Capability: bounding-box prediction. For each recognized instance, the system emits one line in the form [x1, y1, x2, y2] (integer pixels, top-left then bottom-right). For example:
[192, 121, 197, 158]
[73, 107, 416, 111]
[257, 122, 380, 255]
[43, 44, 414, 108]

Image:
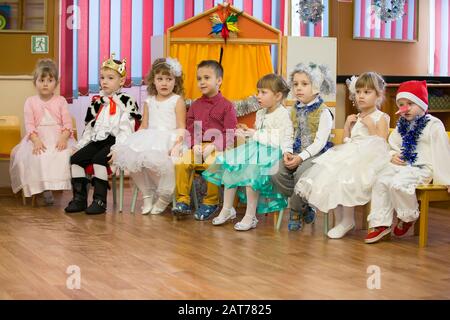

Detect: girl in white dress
[10, 59, 75, 203]
[112, 58, 186, 214]
[294, 72, 391, 239]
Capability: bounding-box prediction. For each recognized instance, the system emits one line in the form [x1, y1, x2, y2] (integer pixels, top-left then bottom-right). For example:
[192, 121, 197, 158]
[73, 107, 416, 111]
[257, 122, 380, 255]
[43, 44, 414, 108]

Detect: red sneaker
[365, 226, 392, 244]
[393, 220, 414, 237]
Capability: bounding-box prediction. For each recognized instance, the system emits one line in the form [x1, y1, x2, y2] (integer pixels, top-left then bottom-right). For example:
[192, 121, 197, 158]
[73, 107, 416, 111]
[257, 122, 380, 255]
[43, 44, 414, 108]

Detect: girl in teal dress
[202, 74, 293, 231]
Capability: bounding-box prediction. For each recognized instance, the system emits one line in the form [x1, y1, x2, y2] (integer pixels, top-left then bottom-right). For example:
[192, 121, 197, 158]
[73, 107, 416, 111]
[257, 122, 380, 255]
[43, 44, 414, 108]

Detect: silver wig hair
[289, 62, 336, 96]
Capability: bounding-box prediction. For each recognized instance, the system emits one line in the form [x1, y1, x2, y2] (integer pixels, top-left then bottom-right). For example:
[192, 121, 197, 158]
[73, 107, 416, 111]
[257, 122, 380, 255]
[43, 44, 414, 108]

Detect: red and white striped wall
[430, 0, 449, 76]
[59, 0, 331, 101]
[353, 0, 417, 41]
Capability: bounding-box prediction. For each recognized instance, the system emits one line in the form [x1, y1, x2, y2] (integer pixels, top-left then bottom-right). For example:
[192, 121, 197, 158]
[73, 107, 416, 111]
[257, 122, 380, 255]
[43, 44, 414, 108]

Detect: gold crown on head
[102, 53, 126, 77]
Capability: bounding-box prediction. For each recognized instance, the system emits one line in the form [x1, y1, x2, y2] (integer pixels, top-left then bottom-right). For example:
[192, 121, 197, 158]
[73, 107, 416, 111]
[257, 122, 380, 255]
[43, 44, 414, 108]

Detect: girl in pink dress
[10, 59, 75, 203]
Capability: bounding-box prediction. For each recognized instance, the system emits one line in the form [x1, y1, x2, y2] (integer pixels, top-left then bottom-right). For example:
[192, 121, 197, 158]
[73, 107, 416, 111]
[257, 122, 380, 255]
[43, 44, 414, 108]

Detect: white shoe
[150, 198, 170, 215]
[234, 216, 258, 231]
[212, 207, 236, 226]
[141, 196, 154, 215]
[327, 223, 355, 239]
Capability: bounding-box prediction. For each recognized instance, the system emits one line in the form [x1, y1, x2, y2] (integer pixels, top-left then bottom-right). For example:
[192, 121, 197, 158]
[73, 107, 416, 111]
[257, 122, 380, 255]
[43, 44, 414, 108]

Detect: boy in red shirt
[173, 60, 237, 220]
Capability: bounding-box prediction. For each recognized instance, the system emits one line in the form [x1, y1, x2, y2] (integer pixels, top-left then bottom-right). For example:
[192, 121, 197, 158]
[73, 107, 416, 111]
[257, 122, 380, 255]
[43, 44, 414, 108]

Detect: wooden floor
[0, 186, 450, 300]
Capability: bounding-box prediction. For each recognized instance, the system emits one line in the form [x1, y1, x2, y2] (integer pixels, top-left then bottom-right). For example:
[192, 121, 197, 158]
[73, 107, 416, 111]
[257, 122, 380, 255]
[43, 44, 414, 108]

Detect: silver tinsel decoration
[296, 0, 324, 25]
[233, 95, 261, 117]
[373, 0, 406, 22]
[185, 99, 193, 109]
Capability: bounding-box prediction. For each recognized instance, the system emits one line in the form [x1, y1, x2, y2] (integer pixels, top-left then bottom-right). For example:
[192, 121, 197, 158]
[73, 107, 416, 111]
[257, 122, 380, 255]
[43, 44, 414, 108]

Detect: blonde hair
[33, 59, 59, 84]
[145, 58, 184, 97]
[257, 74, 290, 99]
[355, 72, 386, 108]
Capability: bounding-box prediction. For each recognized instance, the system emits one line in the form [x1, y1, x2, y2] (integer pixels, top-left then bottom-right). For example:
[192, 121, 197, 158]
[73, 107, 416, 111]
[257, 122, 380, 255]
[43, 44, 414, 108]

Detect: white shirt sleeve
[430, 121, 450, 185]
[298, 109, 333, 160]
[388, 128, 402, 157]
[281, 109, 294, 154]
[253, 109, 263, 130]
[76, 120, 94, 150]
[113, 110, 135, 146]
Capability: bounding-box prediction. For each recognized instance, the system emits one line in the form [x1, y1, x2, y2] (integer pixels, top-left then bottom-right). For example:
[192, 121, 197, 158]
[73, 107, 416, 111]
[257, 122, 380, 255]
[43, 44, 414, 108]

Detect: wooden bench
[415, 184, 450, 247]
[0, 116, 21, 161]
[0, 116, 24, 203]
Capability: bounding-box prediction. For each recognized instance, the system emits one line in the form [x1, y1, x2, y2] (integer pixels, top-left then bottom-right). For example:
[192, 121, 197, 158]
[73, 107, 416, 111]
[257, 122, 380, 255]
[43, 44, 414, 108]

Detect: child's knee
[389, 179, 415, 195]
[70, 152, 82, 165]
[271, 171, 282, 185]
[92, 154, 109, 166]
[293, 167, 306, 181]
[175, 162, 192, 173]
[175, 150, 194, 168]
[374, 174, 394, 190]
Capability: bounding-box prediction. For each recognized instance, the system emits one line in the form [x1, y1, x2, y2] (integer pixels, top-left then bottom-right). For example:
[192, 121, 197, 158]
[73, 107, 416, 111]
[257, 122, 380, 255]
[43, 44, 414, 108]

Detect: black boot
[85, 177, 108, 215]
[65, 178, 89, 213]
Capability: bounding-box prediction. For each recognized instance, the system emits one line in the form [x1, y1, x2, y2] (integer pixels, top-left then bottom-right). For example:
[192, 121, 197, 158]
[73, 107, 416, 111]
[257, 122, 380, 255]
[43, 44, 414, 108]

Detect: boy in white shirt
[65, 54, 141, 215]
[366, 80, 450, 243]
[271, 63, 335, 231]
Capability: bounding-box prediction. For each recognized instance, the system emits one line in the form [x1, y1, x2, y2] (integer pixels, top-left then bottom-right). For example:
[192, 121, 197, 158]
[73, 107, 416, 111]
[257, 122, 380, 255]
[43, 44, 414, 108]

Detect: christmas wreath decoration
[373, 0, 406, 22]
[296, 0, 324, 25]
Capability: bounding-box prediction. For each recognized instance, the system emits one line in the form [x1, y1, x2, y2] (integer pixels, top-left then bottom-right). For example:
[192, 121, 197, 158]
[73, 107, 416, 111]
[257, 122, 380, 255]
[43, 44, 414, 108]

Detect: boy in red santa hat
[365, 80, 450, 244]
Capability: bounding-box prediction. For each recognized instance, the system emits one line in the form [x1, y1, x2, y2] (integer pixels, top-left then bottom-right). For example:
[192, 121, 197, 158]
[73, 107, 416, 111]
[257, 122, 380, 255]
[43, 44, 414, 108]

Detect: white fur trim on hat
[396, 91, 428, 111]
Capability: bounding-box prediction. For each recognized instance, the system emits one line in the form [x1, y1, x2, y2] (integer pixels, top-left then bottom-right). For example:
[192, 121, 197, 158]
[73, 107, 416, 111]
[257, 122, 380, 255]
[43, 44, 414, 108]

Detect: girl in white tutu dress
[10, 59, 75, 203]
[112, 58, 186, 214]
[294, 72, 391, 239]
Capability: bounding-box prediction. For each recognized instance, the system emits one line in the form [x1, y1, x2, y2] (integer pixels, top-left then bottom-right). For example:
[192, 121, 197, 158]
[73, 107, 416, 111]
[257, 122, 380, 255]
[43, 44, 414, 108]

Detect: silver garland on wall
[373, 0, 406, 23]
[233, 95, 261, 117]
[296, 0, 325, 25]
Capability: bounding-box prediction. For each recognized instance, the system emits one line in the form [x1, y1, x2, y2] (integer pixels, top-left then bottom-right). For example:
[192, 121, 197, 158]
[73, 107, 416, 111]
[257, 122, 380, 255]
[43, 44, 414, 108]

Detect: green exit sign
[31, 35, 49, 54]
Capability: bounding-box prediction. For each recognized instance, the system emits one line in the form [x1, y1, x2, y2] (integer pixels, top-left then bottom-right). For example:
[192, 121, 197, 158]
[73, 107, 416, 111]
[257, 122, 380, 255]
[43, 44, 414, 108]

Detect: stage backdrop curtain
[170, 43, 274, 101]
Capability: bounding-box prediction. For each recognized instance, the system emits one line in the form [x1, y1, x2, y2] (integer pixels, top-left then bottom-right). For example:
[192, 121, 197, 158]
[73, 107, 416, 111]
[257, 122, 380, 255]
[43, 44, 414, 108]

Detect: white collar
[297, 95, 321, 108]
[99, 89, 121, 98]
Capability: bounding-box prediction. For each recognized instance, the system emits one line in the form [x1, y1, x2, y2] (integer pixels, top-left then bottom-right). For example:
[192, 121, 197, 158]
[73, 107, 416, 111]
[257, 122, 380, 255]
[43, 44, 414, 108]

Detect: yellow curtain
[170, 43, 274, 100]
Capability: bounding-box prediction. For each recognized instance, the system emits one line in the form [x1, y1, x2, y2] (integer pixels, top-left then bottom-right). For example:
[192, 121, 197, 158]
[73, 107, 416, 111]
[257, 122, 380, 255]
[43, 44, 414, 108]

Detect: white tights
[219, 187, 259, 225]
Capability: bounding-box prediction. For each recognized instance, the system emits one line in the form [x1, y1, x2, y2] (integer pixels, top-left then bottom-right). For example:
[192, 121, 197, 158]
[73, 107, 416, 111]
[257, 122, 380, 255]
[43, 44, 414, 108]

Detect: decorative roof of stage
[167, 3, 281, 47]
[166, 3, 283, 126]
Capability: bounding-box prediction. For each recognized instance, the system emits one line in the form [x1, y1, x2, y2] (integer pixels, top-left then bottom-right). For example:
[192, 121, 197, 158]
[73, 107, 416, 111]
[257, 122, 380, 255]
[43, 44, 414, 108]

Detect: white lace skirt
[113, 128, 177, 175]
[10, 124, 75, 197]
[294, 136, 391, 212]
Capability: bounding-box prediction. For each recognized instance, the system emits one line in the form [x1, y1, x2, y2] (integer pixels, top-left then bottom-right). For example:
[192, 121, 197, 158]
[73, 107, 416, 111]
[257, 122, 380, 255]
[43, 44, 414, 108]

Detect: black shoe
[85, 177, 108, 215]
[65, 200, 88, 213]
[65, 177, 89, 213]
[85, 199, 107, 215]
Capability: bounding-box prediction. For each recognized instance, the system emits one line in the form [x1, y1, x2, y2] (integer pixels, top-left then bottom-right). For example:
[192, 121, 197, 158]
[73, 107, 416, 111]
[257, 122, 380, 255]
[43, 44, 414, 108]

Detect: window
[0, 0, 46, 32]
